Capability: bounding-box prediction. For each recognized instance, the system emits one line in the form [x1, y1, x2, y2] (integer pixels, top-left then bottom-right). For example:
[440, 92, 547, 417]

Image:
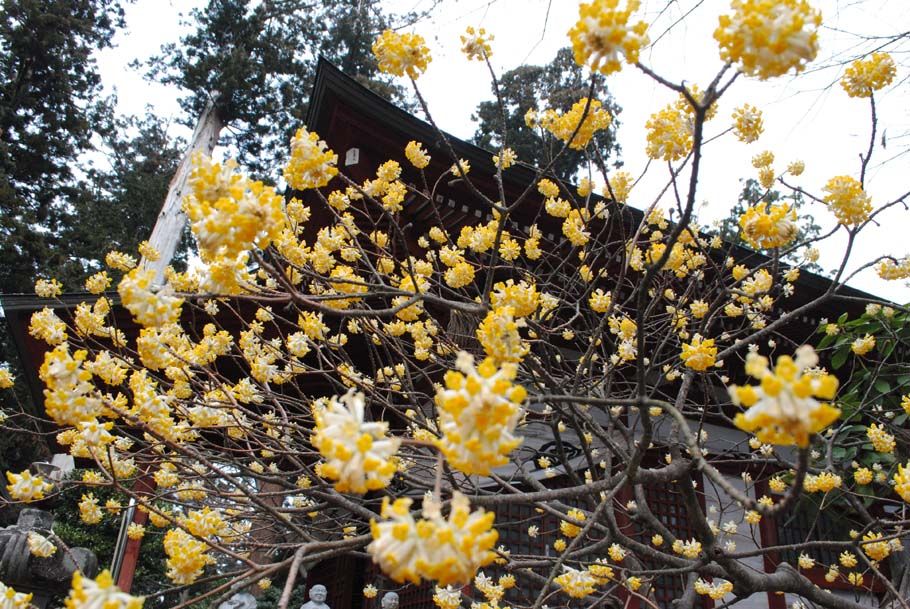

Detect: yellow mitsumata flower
[64, 570, 143, 609]
[79, 493, 103, 525]
[854, 467, 873, 485]
[284, 128, 338, 192]
[867, 423, 895, 453]
[555, 566, 597, 599]
[730, 346, 840, 447]
[476, 306, 528, 363]
[311, 390, 400, 494]
[105, 250, 137, 272]
[588, 560, 614, 585]
[861, 532, 891, 561]
[372, 29, 431, 79]
[645, 104, 691, 162]
[0, 366, 14, 389]
[405, 140, 431, 169]
[29, 307, 68, 346]
[694, 578, 733, 600]
[492, 147, 516, 170]
[179, 507, 228, 539]
[851, 334, 875, 356]
[126, 523, 146, 541]
[562, 209, 591, 246]
[589, 289, 612, 313]
[539, 98, 612, 150]
[559, 508, 587, 538]
[490, 280, 539, 318]
[432, 586, 461, 609]
[163, 528, 214, 585]
[27, 531, 57, 558]
[893, 461, 910, 502]
[6, 470, 53, 502]
[608, 543, 626, 562]
[680, 334, 717, 371]
[568, 0, 649, 75]
[434, 352, 526, 475]
[460, 26, 493, 61]
[823, 175, 872, 226]
[804, 471, 842, 493]
[732, 104, 764, 143]
[839, 551, 857, 568]
[367, 492, 498, 586]
[184, 154, 285, 262]
[714, 0, 822, 80]
[877, 257, 910, 281]
[137, 240, 159, 262]
[118, 268, 184, 328]
[841, 53, 896, 98]
[739, 202, 798, 249]
[0, 582, 32, 608]
[35, 278, 62, 298]
[607, 170, 633, 203]
[672, 538, 703, 558]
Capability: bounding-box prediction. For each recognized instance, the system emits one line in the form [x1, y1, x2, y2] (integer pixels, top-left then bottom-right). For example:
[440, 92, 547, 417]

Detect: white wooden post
[142, 97, 223, 284]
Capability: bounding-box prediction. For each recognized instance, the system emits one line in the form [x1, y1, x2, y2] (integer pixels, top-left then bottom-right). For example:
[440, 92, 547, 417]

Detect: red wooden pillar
[754, 480, 787, 609]
[614, 482, 638, 609]
[117, 476, 156, 592]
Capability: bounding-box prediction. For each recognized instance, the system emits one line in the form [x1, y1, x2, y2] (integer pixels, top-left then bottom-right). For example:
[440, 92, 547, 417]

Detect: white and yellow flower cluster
[163, 528, 215, 585]
[730, 346, 840, 447]
[715, 0, 821, 79]
[568, 0, 649, 75]
[312, 390, 401, 494]
[434, 352, 526, 475]
[368, 492, 498, 586]
[64, 570, 144, 609]
[5, 470, 53, 503]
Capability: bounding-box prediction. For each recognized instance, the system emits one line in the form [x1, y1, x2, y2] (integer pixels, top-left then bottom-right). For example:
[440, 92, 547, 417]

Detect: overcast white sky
[96, 0, 910, 303]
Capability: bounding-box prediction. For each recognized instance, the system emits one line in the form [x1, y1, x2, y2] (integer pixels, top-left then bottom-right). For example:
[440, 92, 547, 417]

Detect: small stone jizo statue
[380, 592, 399, 609]
[217, 592, 257, 609]
[300, 584, 330, 609]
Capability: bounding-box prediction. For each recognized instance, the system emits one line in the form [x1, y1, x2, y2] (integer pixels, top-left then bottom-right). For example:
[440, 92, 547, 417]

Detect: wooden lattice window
[635, 479, 710, 609]
[395, 582, 434, 609]
[488, 501, 559, 606]
[773, 497, 850, 566]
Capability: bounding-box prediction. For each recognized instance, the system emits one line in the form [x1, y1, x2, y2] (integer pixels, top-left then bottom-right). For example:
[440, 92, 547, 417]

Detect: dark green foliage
[0, 0, 140, 475]
[812, 307, 910, 521]
[63, 111, 187, 276]
[0, 0, 125, 294]
[472, 47, 621, 182]
[144, 0, 412, 180]
[51, 473, 169, 607]
[716, 178, 823, 272]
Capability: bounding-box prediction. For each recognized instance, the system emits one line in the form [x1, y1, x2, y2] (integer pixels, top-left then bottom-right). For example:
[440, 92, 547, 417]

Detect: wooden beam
[142, 97, 223, 284]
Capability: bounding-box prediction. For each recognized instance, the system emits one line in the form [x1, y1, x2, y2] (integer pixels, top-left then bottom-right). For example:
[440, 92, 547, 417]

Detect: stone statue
[217, 592, 257, 609]
[300, 584, 330, 609]
[0, 508, 97, 609]
[381, 592, 399, 609]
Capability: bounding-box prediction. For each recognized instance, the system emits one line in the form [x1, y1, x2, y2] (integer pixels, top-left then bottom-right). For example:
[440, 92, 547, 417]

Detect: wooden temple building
[1, 59, 887, 609]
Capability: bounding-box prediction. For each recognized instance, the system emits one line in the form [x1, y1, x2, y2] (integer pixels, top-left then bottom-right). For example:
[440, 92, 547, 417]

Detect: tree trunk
[142, 97, 223, 284]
